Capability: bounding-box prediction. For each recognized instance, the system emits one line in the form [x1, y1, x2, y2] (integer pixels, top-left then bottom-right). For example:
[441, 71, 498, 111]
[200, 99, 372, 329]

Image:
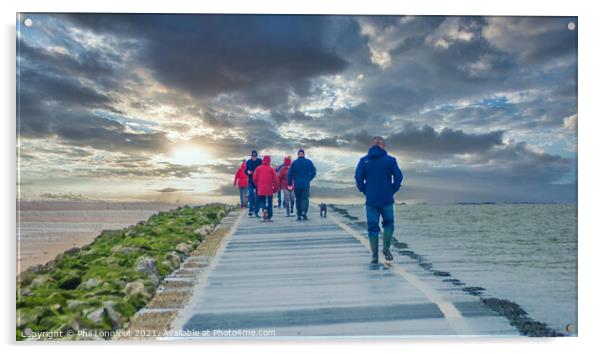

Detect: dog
[262, 209, 271, 222]
[319, 203, 327, 218]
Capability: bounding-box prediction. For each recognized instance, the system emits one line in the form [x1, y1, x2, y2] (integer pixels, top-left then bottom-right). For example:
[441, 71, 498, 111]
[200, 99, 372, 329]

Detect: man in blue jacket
[245, 150, 263, 218]
[288, 149, 317, 221]
[354, 136, 403, 264]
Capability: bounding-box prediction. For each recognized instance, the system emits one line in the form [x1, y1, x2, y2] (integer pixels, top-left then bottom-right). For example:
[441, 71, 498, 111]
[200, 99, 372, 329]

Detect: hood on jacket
[240, 162, 246, 168]
[262, 155, 271, 166]
[367, 145, 387, 159]
[284, 156, 291, 166]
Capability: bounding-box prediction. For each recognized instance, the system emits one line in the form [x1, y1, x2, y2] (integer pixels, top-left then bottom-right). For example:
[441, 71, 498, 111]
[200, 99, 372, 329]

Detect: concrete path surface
[169, 204, 519, 338]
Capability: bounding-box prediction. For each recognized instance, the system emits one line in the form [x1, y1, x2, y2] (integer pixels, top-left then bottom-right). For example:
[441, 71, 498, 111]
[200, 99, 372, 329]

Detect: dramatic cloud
[333, 125, 505, 156]
[16, 14, 577, 203]
[63, 14, 348, 108]
[482, 17, 577, 64]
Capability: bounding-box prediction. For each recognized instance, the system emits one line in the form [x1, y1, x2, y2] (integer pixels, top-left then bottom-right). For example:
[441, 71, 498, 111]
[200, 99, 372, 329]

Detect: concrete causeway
[169, 205, 519, 338]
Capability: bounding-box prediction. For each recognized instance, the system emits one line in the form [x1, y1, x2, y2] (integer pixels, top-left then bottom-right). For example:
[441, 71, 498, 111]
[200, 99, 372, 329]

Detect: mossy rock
[16, 204, 230, 340]
[58, 275, 82, 290]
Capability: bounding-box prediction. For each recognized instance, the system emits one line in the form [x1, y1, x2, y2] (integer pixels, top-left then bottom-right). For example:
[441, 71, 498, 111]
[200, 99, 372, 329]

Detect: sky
[16, 14, 577, 204]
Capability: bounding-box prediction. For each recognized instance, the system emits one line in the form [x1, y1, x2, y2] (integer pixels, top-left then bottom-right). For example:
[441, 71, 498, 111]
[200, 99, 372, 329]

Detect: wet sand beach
[17, 201, 176, 272]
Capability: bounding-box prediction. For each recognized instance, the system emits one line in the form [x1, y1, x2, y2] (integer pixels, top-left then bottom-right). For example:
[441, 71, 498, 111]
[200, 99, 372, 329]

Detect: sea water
[339, 203, 577, 336]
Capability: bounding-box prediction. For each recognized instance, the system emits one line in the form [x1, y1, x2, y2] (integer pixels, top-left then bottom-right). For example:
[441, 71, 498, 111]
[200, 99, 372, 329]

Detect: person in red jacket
[278, 156, 295, 217]
[252, 155, 279, 221]
[233, 159, 249, 208]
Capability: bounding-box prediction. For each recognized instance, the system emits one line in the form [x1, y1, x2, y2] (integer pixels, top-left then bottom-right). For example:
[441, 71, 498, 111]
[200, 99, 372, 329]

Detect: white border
[3, 1, 600, 353]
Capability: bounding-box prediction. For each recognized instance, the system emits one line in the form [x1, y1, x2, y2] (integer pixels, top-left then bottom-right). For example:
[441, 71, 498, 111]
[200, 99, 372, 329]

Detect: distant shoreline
[17, 200, 180, 211]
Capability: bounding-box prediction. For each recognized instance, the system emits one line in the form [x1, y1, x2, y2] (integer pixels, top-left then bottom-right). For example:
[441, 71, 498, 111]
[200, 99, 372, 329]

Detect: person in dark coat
[287, 149, 316, 221]
[354, 136, 403, 264]
[245, 150, 263, 217]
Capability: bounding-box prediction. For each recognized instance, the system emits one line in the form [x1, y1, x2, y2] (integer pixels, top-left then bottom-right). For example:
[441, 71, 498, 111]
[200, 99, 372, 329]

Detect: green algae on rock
[16, 204, 231, 341]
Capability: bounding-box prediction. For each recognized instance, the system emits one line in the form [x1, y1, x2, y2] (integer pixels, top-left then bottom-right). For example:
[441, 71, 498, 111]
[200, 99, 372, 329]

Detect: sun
[162, 145, 212, 166]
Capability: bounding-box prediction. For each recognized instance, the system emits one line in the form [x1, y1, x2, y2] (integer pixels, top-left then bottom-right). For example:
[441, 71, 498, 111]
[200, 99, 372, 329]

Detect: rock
[19, 287, 32, 297]
[463, 286, 486, 296]
[17, 310, 39, 326]
[81, 277, 101, 290]
[30, 275, 50, 288]
[161, 260, 175, 271]
[124, 280, 149, 299]
[103, 301, 123, 330]
[17, 271, 38, 287]
[66, 300, 86, 309]
[135, 256, 158, 276]
[67, 319, 81, 332]
[148, 273, 160, 286]
[135, 256, 160, 285]
[164, 251, 182, 268]
[111, 245, 139, 256]
[176, 243, 192, 255]
[418, 262, 433, 270]
[59, 275, 82, 290]
[86, 308, 105, 325]
[64, 247, 81, 255]
[24, 264, 44, 274]
[194, 225, 213, 237]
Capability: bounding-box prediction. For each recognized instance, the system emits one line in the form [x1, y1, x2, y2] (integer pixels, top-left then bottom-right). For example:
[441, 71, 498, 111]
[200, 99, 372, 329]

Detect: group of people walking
[233, 149, 316, 221]
[233, 136, 403, 264]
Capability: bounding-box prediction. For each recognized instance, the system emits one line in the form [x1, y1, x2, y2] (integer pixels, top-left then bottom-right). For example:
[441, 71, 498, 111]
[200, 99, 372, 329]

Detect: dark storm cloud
[463, 142, 571, 183]
[384, 125, 505, 155]
[18, 91, 169, 154]
[18, 44, 170, 154]
[354, 16, 576, 121]
[17, 37, 126, 92]
[63, 14, 348, 108]
[18, 68, 114, 112]
[482, 17, 577, 65]
[304, 124, 504, 157]
[18, 39, 112, 78]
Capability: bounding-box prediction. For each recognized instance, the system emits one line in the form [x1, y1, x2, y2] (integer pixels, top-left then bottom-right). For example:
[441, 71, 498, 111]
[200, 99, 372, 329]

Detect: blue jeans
[294, 187, 310, 217]
[366, 204, 394, 238]
[277, 190, 282, 207]
[238, 187, 248, 207]
[282, 189, 295, 216]
[257, 195, 273, 219]
[248, 184, 257, 214]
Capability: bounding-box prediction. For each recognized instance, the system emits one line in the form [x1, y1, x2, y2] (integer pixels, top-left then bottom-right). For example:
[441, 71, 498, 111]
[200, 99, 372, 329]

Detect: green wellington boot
[382, 228, 394, 261]
[369, 236, 379, 264]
